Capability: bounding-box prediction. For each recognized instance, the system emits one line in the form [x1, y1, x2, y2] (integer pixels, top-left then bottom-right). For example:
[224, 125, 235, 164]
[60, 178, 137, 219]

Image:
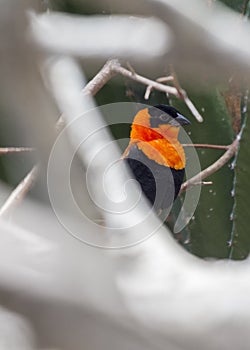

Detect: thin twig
[83, 59, 117, 96]
[55, 117, 65, 132]
[126, 61, 136, 75]
[156, 76, 174, 83]
[112, 60, 203, 122]
[181, 92, 204, 122]
[181, 138, 239, 192]
[112, 62, 178, 95]
[144, 85, 153, 100]
[0, 165, 39, 217]
[56, 59, 202, 126]
[193, 181, 213, 186]
[169, 65, 184, 98]
[0, 147, 35, 154]
[170, 64, 203, 122]
[183, 143, 230, 150]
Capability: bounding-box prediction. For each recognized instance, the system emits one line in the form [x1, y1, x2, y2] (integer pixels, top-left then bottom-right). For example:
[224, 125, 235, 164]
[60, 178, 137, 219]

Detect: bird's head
[126, 104, 190, 169]
[148, 104, 190, 127]
[131, 104, 190, 142]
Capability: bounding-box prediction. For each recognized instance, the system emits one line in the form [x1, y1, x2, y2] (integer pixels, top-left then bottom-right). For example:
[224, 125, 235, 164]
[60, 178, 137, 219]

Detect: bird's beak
[175, 113, 191, 126]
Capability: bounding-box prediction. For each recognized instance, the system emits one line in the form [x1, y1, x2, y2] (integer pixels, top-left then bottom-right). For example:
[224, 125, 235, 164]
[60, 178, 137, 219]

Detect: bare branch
[181, 91, 204, 122]
[193, 181, 213, 186]
[56, 59, 202, 126]
[83, 59, 117, 96]
[144, 85, 153, 100]
[126, 61, 136, 75]
[112, 61, 178, 95]
[0, 165, 39, 217]
[169, 65, 184, 98]
[0, 147, 35, 155]
[156, 76, 173, 83]
[181, 138, 239, 192]
[183, 143, 230, 150]
[170, 65, 203, 122]
[112, 61, 203, 122]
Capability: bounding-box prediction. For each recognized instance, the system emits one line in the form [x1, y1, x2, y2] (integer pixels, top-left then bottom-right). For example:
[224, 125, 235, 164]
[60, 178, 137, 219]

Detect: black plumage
[126, 145, 185, 211]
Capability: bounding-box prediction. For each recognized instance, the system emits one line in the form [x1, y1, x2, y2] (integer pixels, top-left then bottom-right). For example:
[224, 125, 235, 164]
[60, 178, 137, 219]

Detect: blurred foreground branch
[0, 166, 39, 217]
[0, 147, 34, 154]
[1, 1, 250, 349]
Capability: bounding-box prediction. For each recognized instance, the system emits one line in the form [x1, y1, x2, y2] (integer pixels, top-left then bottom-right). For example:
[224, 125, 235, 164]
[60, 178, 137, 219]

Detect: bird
[123, 104, 190, 213]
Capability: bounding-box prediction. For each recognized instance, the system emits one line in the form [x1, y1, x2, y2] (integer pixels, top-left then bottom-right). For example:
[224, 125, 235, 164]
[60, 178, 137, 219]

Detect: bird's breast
[137, 139, 186, 170]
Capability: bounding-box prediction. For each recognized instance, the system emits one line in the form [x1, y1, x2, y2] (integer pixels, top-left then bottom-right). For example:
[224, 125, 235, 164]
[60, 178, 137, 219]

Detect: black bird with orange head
[123, 104, 190, 211]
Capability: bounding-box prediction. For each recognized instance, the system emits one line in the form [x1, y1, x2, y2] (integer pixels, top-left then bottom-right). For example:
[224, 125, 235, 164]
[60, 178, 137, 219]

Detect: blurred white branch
[1, 1, 250, 350]
[0, 147, 34, 154]
[0, 166, 39, 218]
[29, 0, 250, 79]
[0, 306, 36, 350]
[46, 56, 155, 235]
[30, 12, 172, 60]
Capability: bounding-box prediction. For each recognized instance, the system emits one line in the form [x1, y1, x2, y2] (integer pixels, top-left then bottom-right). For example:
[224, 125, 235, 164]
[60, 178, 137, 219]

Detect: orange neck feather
[127, 109, 186, 170]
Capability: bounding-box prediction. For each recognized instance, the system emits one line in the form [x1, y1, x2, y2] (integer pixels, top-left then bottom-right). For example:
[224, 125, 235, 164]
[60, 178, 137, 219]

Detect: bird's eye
[159, 114, 169, 122]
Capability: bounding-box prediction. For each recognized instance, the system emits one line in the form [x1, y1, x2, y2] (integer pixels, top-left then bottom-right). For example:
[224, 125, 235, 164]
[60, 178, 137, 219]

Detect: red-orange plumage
[123, 108, 186, 170]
